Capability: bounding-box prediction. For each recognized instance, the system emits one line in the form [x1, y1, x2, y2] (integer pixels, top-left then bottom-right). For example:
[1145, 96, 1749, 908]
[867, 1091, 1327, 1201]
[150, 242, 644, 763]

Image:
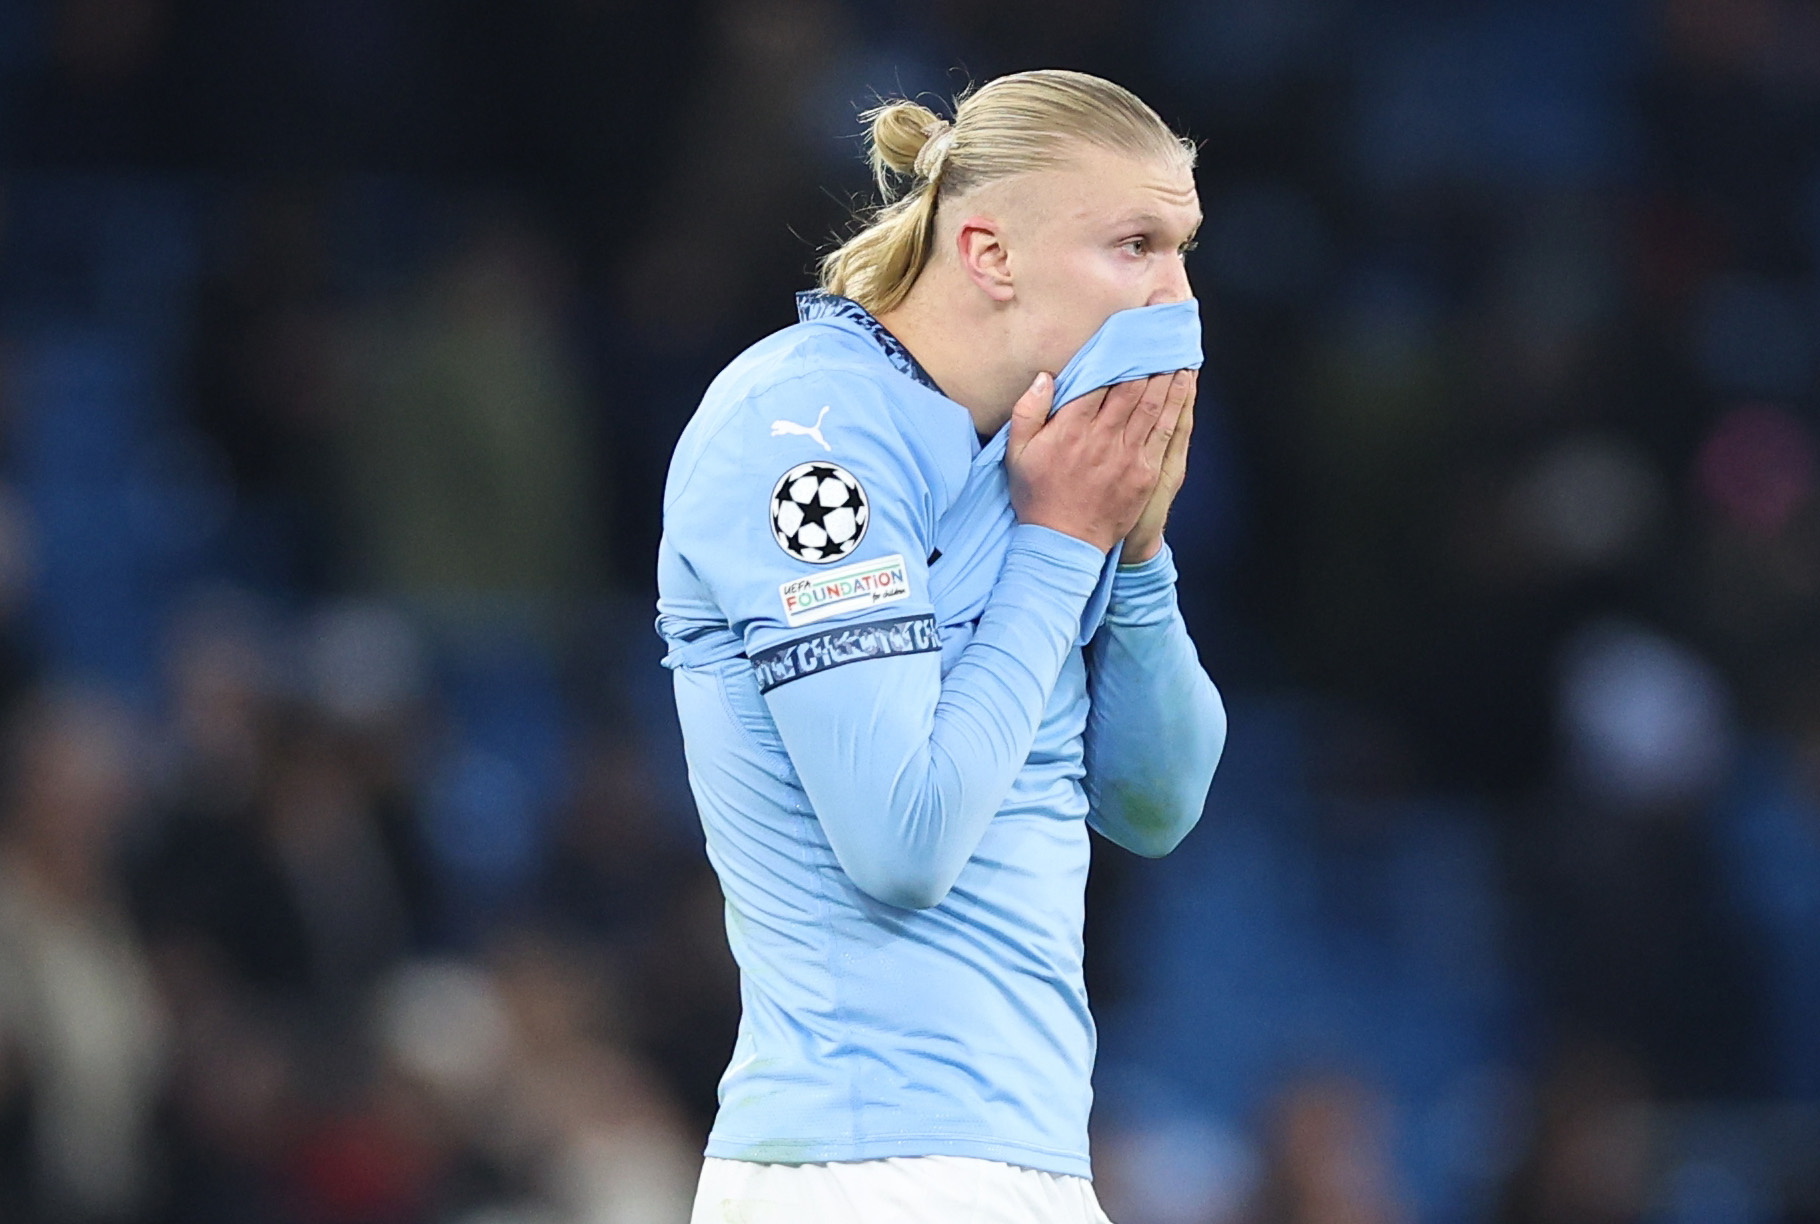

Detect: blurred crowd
[0, 0, 1818, 1221]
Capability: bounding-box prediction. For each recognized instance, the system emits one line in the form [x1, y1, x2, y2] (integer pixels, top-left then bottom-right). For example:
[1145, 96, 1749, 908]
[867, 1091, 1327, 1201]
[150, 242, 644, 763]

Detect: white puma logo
[771, 405, 831, 451]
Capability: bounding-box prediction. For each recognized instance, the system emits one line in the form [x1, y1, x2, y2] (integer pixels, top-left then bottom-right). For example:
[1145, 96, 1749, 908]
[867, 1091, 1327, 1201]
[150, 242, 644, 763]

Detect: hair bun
[911, 119, 955, 180]
[862, 100, 950, 188]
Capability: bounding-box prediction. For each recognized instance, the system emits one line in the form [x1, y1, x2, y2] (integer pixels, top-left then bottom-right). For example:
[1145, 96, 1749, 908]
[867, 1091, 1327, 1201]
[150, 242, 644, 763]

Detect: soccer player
[657, 69, 1226, 1223]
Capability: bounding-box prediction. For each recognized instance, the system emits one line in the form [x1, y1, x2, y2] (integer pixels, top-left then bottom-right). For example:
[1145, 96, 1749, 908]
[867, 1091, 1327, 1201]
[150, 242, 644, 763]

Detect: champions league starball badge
[770, 462, 870, 563]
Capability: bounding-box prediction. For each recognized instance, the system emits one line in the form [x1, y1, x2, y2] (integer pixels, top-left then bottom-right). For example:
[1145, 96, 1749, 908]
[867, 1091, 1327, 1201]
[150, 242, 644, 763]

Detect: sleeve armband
[751, 614, 940, 693]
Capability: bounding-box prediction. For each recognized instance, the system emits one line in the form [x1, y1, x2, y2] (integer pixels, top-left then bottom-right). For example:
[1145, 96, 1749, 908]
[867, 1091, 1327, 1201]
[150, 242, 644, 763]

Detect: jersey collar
[796, 291, 943, 394]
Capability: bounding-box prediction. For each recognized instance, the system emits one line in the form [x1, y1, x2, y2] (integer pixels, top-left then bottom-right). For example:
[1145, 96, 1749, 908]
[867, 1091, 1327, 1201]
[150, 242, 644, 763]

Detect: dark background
[0, 0, 1817, 1221]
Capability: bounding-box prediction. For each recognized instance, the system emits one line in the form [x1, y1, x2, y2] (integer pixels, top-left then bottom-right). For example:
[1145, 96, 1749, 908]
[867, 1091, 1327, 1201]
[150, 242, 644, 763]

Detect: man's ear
[953, 216, 1015, 303]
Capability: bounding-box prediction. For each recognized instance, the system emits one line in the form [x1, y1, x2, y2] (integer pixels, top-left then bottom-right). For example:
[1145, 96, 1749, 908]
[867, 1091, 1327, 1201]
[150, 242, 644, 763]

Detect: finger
[1007, 371, 1053, 458]
[1120, 372, 1177, 445]
[1091, 377, 1150, 431]
[1052, 382, 1112, 424]
[1141, 370, 1194, 460]
[1162, 383, 1195, 475]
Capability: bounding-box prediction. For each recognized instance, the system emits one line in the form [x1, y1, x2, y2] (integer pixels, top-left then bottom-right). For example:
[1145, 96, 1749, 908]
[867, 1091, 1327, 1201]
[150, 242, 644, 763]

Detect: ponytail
[818, 101, 950, 315]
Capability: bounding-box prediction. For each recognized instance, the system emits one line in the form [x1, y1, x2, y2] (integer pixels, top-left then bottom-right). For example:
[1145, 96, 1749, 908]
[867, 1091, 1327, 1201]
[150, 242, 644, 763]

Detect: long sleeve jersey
[655, 291, 1225, 1178]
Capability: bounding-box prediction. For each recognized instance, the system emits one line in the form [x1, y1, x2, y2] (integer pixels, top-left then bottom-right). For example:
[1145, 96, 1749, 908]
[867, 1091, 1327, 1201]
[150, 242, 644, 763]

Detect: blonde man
[658, 69, 1226, 1223]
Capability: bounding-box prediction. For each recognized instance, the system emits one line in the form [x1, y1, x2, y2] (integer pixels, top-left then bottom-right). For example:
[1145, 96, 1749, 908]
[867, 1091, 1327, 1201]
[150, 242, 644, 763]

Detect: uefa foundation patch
[778, 554, 910, 627]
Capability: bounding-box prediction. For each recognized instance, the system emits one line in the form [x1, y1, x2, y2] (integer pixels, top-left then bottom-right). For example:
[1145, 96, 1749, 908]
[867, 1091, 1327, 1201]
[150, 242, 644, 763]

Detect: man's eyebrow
[1109, 210, 1204, 232]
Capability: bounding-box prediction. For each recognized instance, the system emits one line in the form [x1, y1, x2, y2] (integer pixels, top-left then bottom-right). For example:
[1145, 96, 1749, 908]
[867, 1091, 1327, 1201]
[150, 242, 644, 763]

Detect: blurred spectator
[1244, 1072, 1409, 1224]
[1524, 622, 1762, 1097]
[538, 732, 736, 1127]
[132, 595, 429, 1015]
[1494, 1044, 1652, 1224]
[538, 735, 691, 957]
[0, 686, 165, 1223]
[185, 181, 346, 595]
[335, 207, 598, 614]
[483, 934, 697, 1223]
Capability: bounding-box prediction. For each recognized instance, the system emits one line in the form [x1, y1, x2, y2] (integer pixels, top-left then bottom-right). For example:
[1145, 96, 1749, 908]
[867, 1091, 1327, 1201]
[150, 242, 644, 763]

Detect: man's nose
[1146, 256, 1192, 306]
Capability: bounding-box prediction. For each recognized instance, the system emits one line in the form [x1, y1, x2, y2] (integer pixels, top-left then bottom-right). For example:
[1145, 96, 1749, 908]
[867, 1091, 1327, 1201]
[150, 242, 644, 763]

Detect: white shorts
[690, 1155, 1115, 1224]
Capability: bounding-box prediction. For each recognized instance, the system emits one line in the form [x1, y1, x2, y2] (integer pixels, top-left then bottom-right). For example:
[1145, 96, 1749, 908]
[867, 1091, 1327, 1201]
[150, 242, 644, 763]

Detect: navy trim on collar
[795, 291, 942, 394]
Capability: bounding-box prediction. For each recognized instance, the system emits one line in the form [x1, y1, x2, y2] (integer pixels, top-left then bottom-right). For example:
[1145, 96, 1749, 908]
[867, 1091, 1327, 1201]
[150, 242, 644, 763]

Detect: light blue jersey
[656, 292, 1225, 1178]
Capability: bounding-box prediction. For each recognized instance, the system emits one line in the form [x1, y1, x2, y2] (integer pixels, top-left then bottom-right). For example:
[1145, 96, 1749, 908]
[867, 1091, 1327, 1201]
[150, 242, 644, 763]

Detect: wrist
[1014, 513, 1116, 554]
[1120, 530, 1165, 566]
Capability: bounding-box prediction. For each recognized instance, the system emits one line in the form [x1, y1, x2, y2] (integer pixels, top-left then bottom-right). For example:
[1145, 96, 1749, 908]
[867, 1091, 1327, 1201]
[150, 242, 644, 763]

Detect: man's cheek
[1066, 252, 1141, 316]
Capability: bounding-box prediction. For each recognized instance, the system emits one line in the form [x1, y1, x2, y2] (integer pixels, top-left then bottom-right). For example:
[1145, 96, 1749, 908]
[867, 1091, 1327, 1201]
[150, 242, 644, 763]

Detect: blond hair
[819, 70, 1195, 316]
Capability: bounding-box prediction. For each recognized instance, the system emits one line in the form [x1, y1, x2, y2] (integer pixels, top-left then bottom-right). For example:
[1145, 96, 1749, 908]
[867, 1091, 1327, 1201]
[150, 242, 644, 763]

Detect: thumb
[1008, 371, 1053, 457]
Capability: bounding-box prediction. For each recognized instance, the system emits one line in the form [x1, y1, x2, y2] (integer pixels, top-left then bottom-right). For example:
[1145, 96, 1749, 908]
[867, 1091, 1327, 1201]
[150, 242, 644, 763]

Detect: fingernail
[1031, 372, 1050, 393]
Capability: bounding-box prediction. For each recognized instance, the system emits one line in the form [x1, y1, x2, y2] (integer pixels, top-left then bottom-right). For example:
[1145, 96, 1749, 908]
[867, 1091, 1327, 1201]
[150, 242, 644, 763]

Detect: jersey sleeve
[668, 368, 1108, 910]
[1083, 544, 1226, 856]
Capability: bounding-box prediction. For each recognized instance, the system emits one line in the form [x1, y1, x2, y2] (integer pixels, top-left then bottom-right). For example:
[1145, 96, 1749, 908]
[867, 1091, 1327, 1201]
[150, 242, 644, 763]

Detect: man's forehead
[1108, 200, 1201, 229]
[1055, 150, 1199, 227]
[968, 150, 1199, 231]
[1084, 189, 1201, 235]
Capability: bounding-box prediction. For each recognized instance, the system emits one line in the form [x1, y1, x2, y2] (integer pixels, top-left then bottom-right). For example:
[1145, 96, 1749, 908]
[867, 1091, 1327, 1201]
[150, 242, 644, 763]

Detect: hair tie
[913, 119, 956, 181]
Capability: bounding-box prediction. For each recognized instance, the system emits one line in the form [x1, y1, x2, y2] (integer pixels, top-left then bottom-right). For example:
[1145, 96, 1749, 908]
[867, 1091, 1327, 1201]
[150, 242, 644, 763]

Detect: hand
[1005, 369, 1191, 553]
[1122, 369, 1197, 564]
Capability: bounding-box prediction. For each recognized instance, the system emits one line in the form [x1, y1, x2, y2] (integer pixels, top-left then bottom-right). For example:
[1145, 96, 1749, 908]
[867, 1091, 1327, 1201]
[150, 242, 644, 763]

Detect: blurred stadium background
[0, 0, 1817, 1220]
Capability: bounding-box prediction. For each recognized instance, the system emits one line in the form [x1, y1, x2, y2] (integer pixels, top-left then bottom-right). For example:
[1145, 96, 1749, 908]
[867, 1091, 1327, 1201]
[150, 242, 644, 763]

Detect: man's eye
[1123, 238, 1147, 256]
